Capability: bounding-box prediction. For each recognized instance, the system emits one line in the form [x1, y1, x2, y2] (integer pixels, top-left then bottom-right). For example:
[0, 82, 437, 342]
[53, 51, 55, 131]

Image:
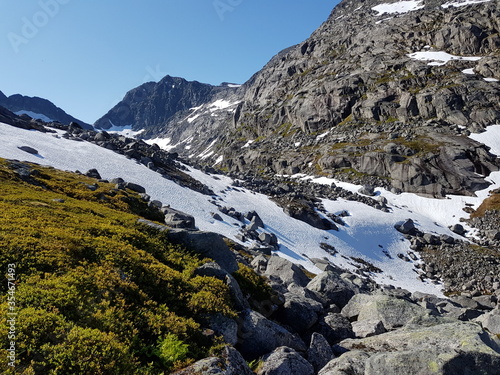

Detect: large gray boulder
[278, 292, 323, 333]
[265, 255, 311, 288]
[477, 308, 500, 335]
[172, 346, 253, 375]
[339, 321, 500, 375]
[237, 309, 306, 358]
[163, 207, 196, 229]
[258, 347, 314, 375]
[208, 314, 239, 346]
[167, 230, 238, 273]
[315, 313, 355, 345]
[342, 293, 429, 329]
[308, 333, 335, 372]
[318, 350, 371, 375]
[307, 271, 357, 308]
[351, 320, 386, 338]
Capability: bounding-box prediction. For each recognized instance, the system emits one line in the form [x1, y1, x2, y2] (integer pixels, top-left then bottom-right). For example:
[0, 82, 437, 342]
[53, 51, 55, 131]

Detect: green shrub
[156, 334, 190, 370]
[0, 159, 237, 373]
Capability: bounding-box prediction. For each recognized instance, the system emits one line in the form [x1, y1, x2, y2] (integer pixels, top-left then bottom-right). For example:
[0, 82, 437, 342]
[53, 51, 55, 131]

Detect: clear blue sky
[1, 1, 339, 124]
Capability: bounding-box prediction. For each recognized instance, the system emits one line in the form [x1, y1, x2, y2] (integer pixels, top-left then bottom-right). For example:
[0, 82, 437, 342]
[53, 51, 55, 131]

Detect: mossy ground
[0, 159, 237, 374]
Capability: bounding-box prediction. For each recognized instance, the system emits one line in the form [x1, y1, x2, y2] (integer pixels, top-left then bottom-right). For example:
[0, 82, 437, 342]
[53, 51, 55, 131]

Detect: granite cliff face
[96, 0, 500, 196]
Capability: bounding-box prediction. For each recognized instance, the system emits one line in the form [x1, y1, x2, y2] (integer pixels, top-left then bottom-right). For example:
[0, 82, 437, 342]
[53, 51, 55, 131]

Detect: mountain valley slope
[98, 0, 500, 197]
[1, 0, 500, 373]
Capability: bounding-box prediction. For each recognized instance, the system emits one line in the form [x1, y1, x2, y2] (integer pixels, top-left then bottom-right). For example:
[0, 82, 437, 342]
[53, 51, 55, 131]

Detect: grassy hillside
[0, 159, 237, 374]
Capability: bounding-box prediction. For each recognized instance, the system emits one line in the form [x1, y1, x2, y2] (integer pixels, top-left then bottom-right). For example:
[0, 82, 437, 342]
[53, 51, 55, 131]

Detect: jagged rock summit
[97, 0, 500, 197]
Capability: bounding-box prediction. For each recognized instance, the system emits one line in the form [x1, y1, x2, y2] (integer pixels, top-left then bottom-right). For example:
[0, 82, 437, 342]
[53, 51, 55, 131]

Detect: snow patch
[214, 155, 224, 165]
[372, 0, 424, 15]
[462, 68, 475, 75]
[316, 131, 330, 141]
[209, 99, 239, 112]
[105, 125, 144, 138]
[442, 0, 492, 8]
[407, 51, 482, 66]
[484, 77, 499, 82]
[242, 140, 255, 149]
[145, 137, 176, 151]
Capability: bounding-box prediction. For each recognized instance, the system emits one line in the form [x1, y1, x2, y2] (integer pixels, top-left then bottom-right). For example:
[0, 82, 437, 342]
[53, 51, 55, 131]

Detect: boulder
[351, 320, 386, 338]
[265, 255, 311, 288]
[172, 346, 253, 375]
[307, 333, 334, 372]
[124, 181, 146, 194]
[237, 309, 306, 359]
[167, 230, 238, 273]
[258, 347, 314, 375]
[342, 293, 429, 329]
[318, 350, 371, 375]
[477, 308, 500, 335]
[394, 219, 417, 235]
[315, 313, 355, 345]
[450, 223, 467, 236]
[340, 321, 500, 375]
[278, 292, 323, 333]
[163, 207, 196, 229]
[246, 211, 264, 228]
[306, 271, 357, 308]
[358, 185, 376, 196]
[17, 146, 39, 154]
[251, 254, 268, 273]
[208, 314, 239, 346]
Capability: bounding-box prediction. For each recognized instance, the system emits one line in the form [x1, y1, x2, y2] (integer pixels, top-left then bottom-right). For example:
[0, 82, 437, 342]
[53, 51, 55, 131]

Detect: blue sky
[1, 1, 339, 124]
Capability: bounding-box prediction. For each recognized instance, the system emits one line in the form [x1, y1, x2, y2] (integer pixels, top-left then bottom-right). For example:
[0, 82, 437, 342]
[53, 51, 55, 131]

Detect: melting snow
[105, 124, 144, 138]
[145, 137, 177, 151]
[214, 155, 224, 165]
[316, 131, 330, 141]
[242, 140, 255, 148]
[1, 122, 499, 296]
[442, 0, 492, 8]
[372, 0, 424, 15]
[209, 99, 239, 112]
[407, 51, 482, 66]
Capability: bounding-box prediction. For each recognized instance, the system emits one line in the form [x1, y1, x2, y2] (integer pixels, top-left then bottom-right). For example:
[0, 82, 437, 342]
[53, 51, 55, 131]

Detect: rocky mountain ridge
[96, 0, 500, 197]
[0, 90, 92, 129]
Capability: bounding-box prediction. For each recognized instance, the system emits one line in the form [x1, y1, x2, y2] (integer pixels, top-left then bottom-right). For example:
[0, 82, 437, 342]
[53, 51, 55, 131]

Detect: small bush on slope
[0, 159, 236, 374]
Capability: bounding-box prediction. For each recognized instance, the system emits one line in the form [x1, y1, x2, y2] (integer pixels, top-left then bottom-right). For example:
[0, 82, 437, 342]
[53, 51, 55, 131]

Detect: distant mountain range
[0, 90, 92, 129]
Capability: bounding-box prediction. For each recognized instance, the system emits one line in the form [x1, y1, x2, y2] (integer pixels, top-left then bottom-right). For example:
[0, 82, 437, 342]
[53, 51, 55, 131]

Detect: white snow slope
[1, 123, 500, 295]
